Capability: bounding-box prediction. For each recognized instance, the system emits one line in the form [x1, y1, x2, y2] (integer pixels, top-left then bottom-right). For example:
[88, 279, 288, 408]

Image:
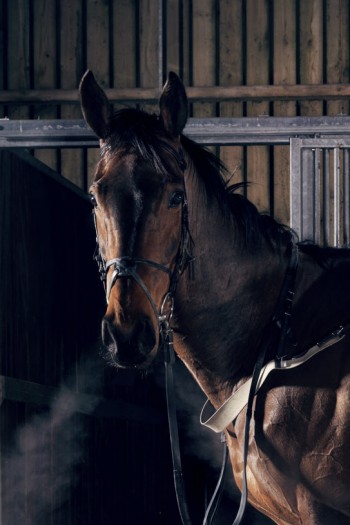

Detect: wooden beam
[1, 83, 350, 105]
[0, 375, 165, 424]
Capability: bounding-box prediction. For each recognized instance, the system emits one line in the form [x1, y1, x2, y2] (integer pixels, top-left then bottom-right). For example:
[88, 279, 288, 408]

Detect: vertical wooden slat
[113, 0, 137, 93]
[192, 0, 216, 119]
[33, 0, 58, 171]
[6, 0, 31, 119]
[299, 0, 324, 116]
[246, 0, 271, 213]
[86, 0, 110, 187]
[60, 0, 85, 189]
[0, 0, 5, 118]
[273, 0, 297, 225]
[326, 0, 349, 116]
[219, 0, 244, 187]
[139, 0, 160, 115]
[167, 0, 181, 75]
[181, 0, 191, 86]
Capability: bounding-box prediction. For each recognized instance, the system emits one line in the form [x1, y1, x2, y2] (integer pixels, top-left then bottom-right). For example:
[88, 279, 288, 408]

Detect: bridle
[92, 141, 192, 334]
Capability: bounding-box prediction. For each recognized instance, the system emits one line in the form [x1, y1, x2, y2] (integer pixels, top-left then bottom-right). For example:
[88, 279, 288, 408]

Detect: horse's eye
[90, 194, 97, 207]
[169, 191, 184, 208]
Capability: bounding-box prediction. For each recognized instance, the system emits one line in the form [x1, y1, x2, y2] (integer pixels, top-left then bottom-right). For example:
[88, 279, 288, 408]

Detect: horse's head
[79, 70, 190, 369]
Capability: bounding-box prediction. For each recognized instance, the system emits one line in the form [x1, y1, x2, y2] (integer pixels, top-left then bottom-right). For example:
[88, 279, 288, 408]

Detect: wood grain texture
[273, 0, 297, 224]
[86, 0, 110, 187]
[246, 0, 271, 213]
[33, 0, 58, 171]
[0, 0, 348, 219]
[219, 0, 244, 189]
[299, 0, 324, 116]
[192, 0, 216, 119]
[60, 0, 85, 189]
[6, 0, 31, 119]
[326, 0, 349, 116]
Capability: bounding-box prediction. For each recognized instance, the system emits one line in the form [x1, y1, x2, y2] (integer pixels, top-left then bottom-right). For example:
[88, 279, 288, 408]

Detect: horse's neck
[174, 190, 288, 406]
[291, 249, 350, 348]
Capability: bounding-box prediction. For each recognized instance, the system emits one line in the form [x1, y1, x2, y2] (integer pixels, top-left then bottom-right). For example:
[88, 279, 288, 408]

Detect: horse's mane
[180, 134, 291, 250]
[104, 108, 291, 251]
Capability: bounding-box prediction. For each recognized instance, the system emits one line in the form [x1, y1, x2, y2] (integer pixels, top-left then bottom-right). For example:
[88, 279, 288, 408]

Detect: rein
[231, 239, 299, 525]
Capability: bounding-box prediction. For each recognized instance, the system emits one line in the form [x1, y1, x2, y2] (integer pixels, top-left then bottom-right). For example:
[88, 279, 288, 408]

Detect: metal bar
[344, 149, 350, 246]
[290, 138, 302, 238]
[2, 116, 350, 148]
[301, 148, 316, 242]
[314, 147, 321, 245]
[323, 149, 331, 246]
[295, 138, 350, 149]
[334, 147, 341, 247]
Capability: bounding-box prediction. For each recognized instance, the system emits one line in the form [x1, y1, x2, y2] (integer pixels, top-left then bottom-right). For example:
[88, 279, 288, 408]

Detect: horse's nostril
[136, 317, 156, 355]
[101, 317, 117, 353]
[101, 316, 156, 363]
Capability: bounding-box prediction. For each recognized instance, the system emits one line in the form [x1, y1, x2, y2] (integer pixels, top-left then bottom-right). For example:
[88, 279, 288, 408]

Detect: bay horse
[79, 70, 350, 525]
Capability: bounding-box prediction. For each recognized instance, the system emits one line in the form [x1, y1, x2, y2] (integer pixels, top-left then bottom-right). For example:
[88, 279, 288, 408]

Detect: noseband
[93, 141, 192, 337]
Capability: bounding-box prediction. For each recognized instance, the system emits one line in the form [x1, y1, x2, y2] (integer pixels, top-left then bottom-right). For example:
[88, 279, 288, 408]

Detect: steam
[1, 359, 102, 525]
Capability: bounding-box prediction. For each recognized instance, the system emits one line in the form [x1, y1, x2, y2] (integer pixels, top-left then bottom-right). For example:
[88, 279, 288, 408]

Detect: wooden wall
[0, 0, 349, 225]
[0, 149, 185, 525]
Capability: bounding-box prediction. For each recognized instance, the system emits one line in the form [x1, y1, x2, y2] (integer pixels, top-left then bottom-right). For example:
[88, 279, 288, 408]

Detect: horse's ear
[159, 72, 188, 138]
[79, 70, 111, 139]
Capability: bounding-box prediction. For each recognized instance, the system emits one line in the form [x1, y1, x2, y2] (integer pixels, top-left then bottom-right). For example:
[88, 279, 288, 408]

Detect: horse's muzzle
[101, 316, 157, 368]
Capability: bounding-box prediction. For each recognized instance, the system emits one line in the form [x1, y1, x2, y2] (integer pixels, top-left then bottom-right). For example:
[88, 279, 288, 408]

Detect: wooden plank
[219, 0, 244, 189]
[33, 0, 58, 171]
[6, 0, 31, 119]
[139, 0, 159, 113]
[246, 0, 271, 213]
[86, 0, 110, 187]
[167, 0, 181, 75]
[273, 0, 297, 225]
[0, 376, 165, 424]
[0, 0, 4, 117]
[192, 0, 216, 119]
[2, 83, 350, 104]
[181, 0, 191, 85]
[326, 0, 349, 116]
[60, 0, 85, 189]
[299, 0, 324, 116]
[113, 0, 137, 92]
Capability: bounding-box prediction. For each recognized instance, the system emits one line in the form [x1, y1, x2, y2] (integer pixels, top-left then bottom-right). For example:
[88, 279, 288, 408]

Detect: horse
[79, 70, 350, 525]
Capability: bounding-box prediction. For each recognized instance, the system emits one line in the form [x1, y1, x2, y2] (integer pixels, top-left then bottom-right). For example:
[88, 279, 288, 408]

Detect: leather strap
[200, 325, 346, 433]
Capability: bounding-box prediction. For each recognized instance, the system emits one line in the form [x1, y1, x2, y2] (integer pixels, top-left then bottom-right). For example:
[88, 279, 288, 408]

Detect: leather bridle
[92, 141, 191, 321]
